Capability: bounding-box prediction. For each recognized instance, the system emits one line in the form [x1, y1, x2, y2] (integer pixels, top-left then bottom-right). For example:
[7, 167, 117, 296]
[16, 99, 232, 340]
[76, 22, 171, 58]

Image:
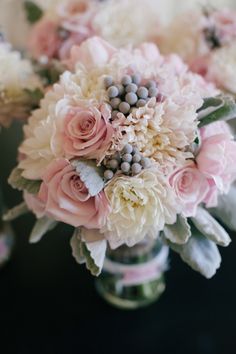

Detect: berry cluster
[103, 144, 151, 181]
[104, 74, 158, 120]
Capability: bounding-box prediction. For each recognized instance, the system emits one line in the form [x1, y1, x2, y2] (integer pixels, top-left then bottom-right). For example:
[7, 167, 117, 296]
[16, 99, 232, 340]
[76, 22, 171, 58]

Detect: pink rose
[62, 103, 114, 160]
[28, 19, 61, 60]
[67, 36, 116, 70]
[170, 162, 210, 217]
[197, 123, 236, 194]
[25, 159, 110, 229]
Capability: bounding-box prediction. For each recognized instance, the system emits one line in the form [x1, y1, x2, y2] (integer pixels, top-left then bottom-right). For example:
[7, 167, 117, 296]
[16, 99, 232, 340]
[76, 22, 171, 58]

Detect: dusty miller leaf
[29, 216, 58, 243]
[8, 168, 41, 194]
[191, 207, 231, 247]
[3, 202, 29, 221]
[210, 184, 236, 231]
[198, 95, 236, 127]
[165, 224, 221, 279]
[72, 160, 104, 196]
[163, 214, 191, 245]
[70, 228, 106, 276]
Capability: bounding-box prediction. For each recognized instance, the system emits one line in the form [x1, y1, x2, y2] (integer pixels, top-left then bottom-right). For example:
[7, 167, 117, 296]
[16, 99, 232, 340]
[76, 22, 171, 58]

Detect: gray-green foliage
[198, 95, 236, 127]
[8, 168, 41, 194]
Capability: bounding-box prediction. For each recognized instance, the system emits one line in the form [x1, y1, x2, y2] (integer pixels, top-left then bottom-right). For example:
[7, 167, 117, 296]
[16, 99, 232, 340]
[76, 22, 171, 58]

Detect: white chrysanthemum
[207, 43, 236, 94]
[93, 0, 160, 47]
[103, 170, 180, 248]
[0, 42, 42, 127]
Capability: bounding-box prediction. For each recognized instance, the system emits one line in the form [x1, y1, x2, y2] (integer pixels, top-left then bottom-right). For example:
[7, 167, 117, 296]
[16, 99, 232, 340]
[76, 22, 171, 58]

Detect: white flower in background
[207, 43, 236, 94]
[93, 0, 160, 47]
[103, 170, 179, 248]
[0, 42, 42, 127]
[157, 10, 209, 63]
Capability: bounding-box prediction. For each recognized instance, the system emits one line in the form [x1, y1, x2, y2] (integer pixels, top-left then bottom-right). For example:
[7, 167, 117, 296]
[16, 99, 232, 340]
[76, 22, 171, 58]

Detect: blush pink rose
[67, 36, 116, 70]
[28, 19, 62, 60]
[170, 162, 210, 217]
[197, 123, 236, 194]
[25, 159, 110, 229]
[62, 103, 114, 160]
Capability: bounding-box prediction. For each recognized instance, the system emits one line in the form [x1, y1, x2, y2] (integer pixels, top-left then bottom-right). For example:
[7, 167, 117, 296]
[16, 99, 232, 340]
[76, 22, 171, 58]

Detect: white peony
[103, 170, 180, 248]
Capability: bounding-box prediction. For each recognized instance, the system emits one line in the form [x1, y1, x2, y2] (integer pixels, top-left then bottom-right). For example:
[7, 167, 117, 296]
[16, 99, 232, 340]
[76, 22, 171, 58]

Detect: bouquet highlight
[5, 37, 236, 280]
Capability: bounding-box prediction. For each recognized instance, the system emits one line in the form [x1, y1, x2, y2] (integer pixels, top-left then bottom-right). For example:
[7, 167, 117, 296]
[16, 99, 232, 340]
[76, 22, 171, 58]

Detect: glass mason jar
[96, 238, 168, 310]
[0, 187, 14, 268]
[0, 221, 14, 268]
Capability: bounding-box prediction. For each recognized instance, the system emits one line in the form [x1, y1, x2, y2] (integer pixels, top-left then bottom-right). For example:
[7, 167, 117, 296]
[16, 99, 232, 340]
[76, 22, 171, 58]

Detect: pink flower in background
[67, 36, 116, 69]
[197, 122, 236, 194]
[211, 9, 236, 44]
[61, 103, 114, 160]
[27, 159, 110, 229]
[58, 32, 91, 60]
[28, 19, 62, 60]
[170, 162, 210, 217]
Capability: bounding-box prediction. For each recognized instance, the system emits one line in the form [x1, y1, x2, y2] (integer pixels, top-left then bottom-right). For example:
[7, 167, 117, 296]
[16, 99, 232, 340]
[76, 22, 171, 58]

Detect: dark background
[0, 123, 236, 354]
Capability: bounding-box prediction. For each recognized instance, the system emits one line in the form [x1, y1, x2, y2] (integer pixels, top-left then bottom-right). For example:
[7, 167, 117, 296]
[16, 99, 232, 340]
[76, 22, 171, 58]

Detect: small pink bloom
[58, 32, 91, 60]
[197, 123, 236, 194]
[170, 162, 209, 217]
[28, 19, 61, 60]
[67, 36, 116, 70]
[62, 103, 114, 160]
[212, 9, 236, 43]
[25, 159, 110, 229]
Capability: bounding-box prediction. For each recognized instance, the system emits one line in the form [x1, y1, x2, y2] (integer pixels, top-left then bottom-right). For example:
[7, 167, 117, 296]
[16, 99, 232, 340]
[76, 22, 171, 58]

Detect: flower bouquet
[5, 37, 236, 308]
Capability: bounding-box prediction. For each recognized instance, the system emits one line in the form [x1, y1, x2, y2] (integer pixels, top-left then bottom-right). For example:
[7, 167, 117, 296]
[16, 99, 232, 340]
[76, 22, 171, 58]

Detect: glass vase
[96, 238, 168, 310]
[0, 186, 14, 268]
[0, 221, 14, 268]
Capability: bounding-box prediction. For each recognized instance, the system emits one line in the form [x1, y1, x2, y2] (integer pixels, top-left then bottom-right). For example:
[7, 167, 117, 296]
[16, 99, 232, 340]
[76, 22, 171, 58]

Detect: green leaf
[197, 96, 224, 113]
[70, 228, 107, 276]
[191, 207, 231, 247]
[164, 214, 191, 245]
[210, 184, 236, 231]
[8, 168, 41, 194]
[198, 95, 236, 128]
[24, 88, 44, 108]
[72, 160, 104, 197]
[3, 202, 29, 221]
[29, 216, 58, 243]
[165, 224, 221, 278]
[24, 1, 43, 24]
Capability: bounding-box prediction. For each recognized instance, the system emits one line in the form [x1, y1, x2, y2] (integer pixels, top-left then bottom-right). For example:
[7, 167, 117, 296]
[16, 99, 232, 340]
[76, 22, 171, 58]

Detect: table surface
[1, 123, 236, 354]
